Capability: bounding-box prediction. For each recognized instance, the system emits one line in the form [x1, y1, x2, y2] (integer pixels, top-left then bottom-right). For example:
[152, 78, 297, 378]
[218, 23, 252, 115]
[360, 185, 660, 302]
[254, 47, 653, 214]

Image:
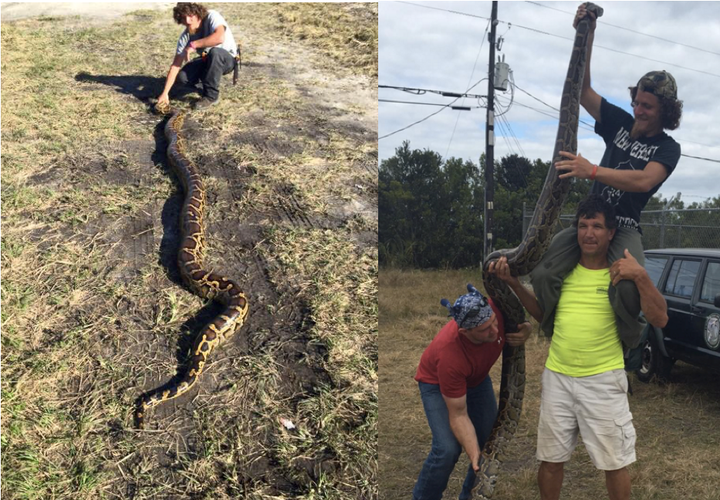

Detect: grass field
[1, 4, 377, 499]
[379, 267, 720, 500]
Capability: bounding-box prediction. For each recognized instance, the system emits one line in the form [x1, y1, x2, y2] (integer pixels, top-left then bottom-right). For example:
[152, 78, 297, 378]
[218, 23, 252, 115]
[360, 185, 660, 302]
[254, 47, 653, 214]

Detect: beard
[631, 116, 662, 140]
[630, 120, 644, 140]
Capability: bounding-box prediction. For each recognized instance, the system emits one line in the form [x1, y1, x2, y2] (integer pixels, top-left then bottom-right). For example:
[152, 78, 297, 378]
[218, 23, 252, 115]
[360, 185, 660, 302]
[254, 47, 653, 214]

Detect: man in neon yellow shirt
[489, 195, 668, 500]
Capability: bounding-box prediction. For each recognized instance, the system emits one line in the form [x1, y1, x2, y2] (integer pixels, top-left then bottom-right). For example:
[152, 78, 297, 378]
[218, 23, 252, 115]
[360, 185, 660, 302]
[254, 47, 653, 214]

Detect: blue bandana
[441, 284, 494, 329]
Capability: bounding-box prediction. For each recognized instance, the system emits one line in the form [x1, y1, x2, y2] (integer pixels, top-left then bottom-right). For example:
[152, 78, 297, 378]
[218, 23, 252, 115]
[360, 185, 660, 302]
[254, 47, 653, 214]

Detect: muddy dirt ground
[2, 4, 377, 499]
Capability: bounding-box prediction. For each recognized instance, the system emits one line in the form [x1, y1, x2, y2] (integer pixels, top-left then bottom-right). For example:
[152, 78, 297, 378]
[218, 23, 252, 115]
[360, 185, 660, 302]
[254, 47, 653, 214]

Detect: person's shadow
[75, 71, 198, 107]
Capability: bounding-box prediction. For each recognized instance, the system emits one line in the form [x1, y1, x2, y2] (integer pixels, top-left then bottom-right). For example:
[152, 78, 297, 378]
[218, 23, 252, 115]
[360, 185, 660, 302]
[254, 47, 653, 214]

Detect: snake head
[154, 101, 172, 116]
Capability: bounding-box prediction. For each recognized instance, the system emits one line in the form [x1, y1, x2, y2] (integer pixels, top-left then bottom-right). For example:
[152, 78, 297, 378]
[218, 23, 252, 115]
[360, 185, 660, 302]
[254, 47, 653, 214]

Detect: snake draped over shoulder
[135, 108, 250, 429]
[474, 4, 603, 498]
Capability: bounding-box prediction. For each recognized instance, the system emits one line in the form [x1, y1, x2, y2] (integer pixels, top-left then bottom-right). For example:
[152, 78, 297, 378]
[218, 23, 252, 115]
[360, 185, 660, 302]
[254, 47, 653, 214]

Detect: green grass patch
[379, 267, 720, 500]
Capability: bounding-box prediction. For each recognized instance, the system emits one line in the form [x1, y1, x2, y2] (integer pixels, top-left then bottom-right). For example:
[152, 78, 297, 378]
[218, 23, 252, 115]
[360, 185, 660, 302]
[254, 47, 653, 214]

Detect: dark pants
[174, 47, 235, 100]
[412, 377, 497, 500]
[530, 226, 647, 348]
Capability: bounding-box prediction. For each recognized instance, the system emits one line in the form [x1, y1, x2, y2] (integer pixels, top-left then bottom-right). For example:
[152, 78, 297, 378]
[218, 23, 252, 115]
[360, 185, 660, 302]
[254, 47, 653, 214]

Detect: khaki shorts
[537, 368, 636, 471]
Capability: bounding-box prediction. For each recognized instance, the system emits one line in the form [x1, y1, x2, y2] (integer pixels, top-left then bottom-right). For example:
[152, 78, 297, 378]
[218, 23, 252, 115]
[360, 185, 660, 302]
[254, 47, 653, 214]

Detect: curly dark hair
[629, 86, 683, 131]
[172, 2, 208, 24]
[573, 194, 617, 231]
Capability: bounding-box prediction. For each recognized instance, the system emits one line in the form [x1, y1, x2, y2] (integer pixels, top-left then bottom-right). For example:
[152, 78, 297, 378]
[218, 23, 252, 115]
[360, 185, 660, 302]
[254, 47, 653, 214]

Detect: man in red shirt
[413, 284, 532, 500]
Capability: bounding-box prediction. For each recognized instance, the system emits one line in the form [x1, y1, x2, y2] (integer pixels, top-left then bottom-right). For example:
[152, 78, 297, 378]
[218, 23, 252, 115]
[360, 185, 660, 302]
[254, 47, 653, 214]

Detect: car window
[700, 261, 720, 303]
[663, 259, 701, 298]
[645, 256, 668, 287]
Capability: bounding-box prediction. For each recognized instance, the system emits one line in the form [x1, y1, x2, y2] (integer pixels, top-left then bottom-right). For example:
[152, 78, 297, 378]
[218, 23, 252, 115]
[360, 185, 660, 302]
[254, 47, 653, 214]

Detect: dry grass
[2, 4, 376, 499]
[240, 3, 378, 77]
[379, 267, 720, 500]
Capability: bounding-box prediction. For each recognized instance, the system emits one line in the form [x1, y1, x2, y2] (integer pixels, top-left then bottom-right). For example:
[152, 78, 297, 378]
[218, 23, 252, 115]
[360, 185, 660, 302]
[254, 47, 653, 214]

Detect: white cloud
[379, 1, 720, 202]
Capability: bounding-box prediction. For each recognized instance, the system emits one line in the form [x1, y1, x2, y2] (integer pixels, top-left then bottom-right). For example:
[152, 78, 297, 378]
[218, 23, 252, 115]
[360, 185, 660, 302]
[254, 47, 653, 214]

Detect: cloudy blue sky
[379, 1, 720, 203]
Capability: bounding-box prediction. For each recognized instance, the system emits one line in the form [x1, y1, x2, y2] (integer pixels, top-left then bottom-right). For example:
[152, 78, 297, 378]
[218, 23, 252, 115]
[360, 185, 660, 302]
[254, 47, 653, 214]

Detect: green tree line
[640, 194, 720, 250]
[379, 141, 720, 269]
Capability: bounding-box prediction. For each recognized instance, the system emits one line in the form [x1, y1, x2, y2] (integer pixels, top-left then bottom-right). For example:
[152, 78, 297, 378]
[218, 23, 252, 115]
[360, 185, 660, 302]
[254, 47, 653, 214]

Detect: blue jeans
[412, 377, 498, 500]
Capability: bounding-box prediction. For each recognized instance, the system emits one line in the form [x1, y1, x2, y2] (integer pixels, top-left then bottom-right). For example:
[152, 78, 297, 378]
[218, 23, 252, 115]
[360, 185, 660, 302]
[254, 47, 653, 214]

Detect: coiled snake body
[135, 109, 249, 429]
[475, 4, 603, 497]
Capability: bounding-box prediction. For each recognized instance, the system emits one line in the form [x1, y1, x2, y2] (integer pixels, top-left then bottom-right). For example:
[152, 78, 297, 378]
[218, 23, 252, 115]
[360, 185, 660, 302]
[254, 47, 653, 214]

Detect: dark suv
[637, 248, 720, 382]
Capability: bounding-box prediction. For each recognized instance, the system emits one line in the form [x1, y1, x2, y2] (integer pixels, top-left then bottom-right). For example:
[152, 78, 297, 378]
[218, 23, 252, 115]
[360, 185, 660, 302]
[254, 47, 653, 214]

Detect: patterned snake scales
[135, 108, 250, 429]
[475, 4, 603, 497]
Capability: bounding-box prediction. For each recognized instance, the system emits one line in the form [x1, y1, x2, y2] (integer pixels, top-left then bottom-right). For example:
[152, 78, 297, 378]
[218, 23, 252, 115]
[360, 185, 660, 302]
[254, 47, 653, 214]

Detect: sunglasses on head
[457, 296, 489, 326]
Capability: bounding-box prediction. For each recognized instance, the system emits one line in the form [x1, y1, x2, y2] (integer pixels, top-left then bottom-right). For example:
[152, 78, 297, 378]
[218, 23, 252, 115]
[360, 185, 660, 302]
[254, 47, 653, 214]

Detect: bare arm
[610, 249, 669, 327]
[575, 3, 601, 121]
[192, 25, 225, 49]
[591, 161, 669, 192]
[555, 155, 669, 193]
[555, 7, 670, 194]
[488, 257, 544, 323]
[158, 53, 189, 105]
[443, 394, 481, 472]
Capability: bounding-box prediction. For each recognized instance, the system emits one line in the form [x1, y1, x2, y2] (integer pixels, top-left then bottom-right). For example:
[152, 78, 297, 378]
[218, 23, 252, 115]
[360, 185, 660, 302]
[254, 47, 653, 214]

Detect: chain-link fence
[522, 204, 720, 250]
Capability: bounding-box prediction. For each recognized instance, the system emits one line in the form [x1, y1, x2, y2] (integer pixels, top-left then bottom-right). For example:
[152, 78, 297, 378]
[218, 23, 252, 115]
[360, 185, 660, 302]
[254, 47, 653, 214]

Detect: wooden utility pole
[484, 1, 498, 260]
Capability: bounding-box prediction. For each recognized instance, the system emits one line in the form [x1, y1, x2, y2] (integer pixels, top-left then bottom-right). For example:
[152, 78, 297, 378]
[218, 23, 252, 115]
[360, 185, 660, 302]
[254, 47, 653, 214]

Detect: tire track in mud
[115, 110, 339, 494]
[272, 183, 317, 229]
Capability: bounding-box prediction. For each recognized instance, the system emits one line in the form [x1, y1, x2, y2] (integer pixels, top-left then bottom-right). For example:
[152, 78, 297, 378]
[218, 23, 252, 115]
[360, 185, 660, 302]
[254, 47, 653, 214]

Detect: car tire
[636, 330, 674, 383]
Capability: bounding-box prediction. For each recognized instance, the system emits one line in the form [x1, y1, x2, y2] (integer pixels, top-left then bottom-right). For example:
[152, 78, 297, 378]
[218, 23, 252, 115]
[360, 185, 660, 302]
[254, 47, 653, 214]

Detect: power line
[495, 97, 595, 133]
[509, 82, 595, 130]
[378, 80, 490, 141]
[681, 154, 720, 164]
[379, 102, 456, 140]
[447, 19, 491, 159]
[525, 1, 720, 57]
[495, 122, 530, 189]
[592, 43, 720, 79]
[398, 1, 491, 21]
[379, 98, 479, 109]
[379, 84, 486, 100]
[399, 1, 720, 79]
[496, 97, 556, 119]
[505, 23, 720, 79]
[510, 82, 556, 111]
[674, 138, 720, 149]
[493, 112, 516, 156]
[497, 112, 527, 159]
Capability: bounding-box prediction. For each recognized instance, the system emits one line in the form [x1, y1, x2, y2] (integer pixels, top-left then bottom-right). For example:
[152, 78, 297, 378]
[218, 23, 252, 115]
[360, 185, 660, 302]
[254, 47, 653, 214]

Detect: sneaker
[193, 97, 219, 110]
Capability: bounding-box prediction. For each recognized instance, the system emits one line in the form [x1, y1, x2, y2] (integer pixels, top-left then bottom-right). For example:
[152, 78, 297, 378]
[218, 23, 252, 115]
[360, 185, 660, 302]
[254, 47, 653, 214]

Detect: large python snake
[474, 4, 603, 497]
[135, 107, 250, 429]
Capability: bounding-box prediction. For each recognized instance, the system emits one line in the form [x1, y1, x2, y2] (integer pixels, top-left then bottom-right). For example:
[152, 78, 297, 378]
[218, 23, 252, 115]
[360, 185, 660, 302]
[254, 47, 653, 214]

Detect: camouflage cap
[440, 284, 494, 330]
[634, 70, 678, 100]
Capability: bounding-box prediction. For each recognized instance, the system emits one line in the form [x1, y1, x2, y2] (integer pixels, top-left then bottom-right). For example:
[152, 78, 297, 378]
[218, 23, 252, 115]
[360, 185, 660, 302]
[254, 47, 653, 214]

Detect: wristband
[590, 164, 598, 181]
[189, 41, 197, 50]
